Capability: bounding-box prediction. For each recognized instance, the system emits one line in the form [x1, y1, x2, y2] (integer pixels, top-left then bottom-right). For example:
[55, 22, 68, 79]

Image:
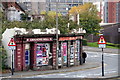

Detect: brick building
[104, 1, 120, 23]
[87, 23, 120, 44]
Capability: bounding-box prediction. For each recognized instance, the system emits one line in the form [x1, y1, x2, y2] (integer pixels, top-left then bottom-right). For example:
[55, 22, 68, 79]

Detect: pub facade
[14, 34, 84, 71]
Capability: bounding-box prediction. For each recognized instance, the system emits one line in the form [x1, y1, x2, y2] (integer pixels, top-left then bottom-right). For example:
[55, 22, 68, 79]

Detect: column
[15, 44, 22, 71]
[67, 41, 70, 67]
[52, 42, 58, 69]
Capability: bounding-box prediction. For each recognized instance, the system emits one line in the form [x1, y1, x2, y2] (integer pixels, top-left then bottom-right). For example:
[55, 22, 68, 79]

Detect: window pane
[78, 0, 82, 2]
[59, 0, 65, 3]
[25, 56, 28, 60]
[67, 0, 72, 3]
[51, 0, 56, 2]
[73, 0, 78, 3]
[25, 51, 29, 55]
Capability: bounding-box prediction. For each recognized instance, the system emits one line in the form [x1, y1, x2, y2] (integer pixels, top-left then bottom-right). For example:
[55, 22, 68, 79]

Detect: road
[24, 51, 119, 78]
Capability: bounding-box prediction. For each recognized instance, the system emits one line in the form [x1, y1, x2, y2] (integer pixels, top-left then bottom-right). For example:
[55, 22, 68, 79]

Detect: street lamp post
[77, 13, 83, 65]
[55, 0, 58, 70]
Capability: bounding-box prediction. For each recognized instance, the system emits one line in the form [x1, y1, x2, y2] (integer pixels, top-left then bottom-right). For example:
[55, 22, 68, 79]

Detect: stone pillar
[33, 43, 37, 70]
[73, 41, 77, 66]
[80, 39, 83, 65]
[60, 42, 63, 68]
[74, 40, 79, 66]
[15, 44, 23, 71]
[52, 42, 58, 69]
[67, 41, 70, 67]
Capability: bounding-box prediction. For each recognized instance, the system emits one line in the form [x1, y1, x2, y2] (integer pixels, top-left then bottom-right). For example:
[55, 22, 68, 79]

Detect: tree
[20, 13, 29, 21]
[0, 10, 3, 39]
[40, 11, 62, 17]
[2, 10, 77, 34]
[0, 45, 8, 70]
[69, 3, 102, 36]
[40, 11, 76, 34]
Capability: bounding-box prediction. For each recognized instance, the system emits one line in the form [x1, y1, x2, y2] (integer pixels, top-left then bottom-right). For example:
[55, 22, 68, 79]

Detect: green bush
[82, 39, 87, 46]
[0, 46, 8, 69]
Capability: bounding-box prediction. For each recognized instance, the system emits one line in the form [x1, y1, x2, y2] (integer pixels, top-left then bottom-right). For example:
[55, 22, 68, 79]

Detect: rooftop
[99, 23, 117, 26]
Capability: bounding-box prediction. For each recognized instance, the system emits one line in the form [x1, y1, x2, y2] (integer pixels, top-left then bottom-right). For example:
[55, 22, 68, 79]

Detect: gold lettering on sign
[26, 38, 53, 42]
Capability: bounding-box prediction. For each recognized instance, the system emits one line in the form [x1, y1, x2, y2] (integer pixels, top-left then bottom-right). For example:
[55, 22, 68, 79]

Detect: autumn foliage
[69, 3, 102, 35]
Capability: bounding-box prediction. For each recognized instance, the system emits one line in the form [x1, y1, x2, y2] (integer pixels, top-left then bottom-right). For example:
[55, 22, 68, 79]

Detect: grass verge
[87, 42, 120, 49]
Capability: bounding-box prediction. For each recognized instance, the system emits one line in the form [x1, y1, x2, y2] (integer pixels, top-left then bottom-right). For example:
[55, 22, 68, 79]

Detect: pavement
[1, 46, 119, 79]
[2, 62, 101, 78]
[83, 46, 119, 54]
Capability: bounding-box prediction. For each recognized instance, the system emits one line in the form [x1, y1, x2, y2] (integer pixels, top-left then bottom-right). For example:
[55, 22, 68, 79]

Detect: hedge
[82, 39, 87, 46]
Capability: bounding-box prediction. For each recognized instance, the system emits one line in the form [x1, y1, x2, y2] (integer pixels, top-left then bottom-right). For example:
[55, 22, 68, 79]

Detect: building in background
[17, 2, 31, 13]
[13, 0, 83, 16]
[104, 1, 120, 23]
[2, 2, 25, 21]
[93, 2, 105, 23]
[15, 0, 46, 15]
[15, 0, 32, 14]
[93, 1, 120, 23]
[2, 1, 120, 22]
[46, 0, 83, 15]
[116, 2, 120, 23]
[31, 1, 46, 15]
[6, 0, 83, 15]
[87, 23, 119, 44]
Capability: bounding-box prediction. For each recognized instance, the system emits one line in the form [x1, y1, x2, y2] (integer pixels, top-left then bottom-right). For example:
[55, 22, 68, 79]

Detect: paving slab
[2, 62, 100, 78]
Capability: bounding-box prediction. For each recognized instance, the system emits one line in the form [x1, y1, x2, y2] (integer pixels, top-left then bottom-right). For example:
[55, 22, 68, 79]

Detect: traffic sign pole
[11, 49, 14, 75]
[8, 38, 16, 75]
[98, 35, 106, 76]
[102, 48, 104, 76]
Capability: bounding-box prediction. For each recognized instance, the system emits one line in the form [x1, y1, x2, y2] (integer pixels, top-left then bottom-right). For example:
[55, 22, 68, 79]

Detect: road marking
[5, 65, 101, 78]
[2, 62, 105, 78]
[4, 51, 118, 78]
[86, 51, 119, 55]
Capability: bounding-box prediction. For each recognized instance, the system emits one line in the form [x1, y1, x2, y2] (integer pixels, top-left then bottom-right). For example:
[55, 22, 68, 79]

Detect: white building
[2, 28, 26, 68]
[2, 2, 25, 21]
[93, 1, 105, 23]
[7, 6, 24, 21]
